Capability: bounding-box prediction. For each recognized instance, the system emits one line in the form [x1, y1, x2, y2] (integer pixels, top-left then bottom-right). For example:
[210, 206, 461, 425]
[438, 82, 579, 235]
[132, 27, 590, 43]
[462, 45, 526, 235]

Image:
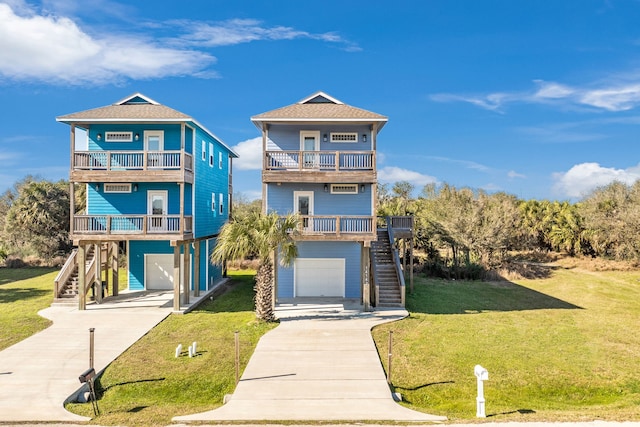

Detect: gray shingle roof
[251, 91, 388, 127]
[56, 94, 191, 122]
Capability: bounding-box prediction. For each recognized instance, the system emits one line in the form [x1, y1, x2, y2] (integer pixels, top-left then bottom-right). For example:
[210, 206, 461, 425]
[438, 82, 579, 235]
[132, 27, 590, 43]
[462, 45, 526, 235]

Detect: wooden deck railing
[265, 151, 374, 171]
[73, 215, 193, 235]
[296, 215, 374, 236]
[73, 151, 193, 171]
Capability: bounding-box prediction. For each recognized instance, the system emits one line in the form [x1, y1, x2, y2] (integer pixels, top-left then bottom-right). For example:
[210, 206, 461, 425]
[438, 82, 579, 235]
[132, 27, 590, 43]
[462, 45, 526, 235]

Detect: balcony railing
[296, 215, 374, 236]
[265, 151, 374, 171]
[73, 215, 193, 235]
[73, 151, 193, 171]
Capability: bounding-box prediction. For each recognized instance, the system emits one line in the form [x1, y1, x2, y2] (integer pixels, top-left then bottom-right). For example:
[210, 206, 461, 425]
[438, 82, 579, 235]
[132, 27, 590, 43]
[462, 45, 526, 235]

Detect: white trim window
[104, 183, 132, 193]
[219, 152, 223, 169]
[105, 132, 133, 142]
[211, 193, 216, 214]
[219, 193, 224, 215]
[202, 141, 206, 161]
[209, 143, 214, 167]
[330, 132, 358, 143]
[330, 184, 358, 194]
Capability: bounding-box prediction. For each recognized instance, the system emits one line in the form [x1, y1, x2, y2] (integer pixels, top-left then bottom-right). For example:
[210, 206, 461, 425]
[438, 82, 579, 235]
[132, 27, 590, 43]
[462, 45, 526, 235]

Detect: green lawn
[372, 266, 640, 422]
[66, 270, 277, 426]
[0, 267, 56, 350]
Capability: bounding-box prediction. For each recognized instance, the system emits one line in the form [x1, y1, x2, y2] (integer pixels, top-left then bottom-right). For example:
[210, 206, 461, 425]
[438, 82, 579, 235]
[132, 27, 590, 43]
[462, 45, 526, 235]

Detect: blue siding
[277, 241, 362, 299]
[128, 240, 178, 290]
[88, 184, 183, 215]
[88, 124, 183, 151]
[193, 127, 232, 238]
[266, 183, 372, 216]
[267, 124, 372, 151]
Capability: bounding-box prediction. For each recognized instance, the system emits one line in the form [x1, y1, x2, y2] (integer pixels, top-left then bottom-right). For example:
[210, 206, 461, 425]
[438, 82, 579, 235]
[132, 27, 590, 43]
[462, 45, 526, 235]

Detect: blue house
[252, 91, 408, 308]
[55, 93, 238, 310]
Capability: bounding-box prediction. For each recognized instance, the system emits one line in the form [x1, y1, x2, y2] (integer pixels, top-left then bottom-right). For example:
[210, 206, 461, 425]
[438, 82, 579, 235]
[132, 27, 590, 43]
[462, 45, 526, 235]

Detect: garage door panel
[295, 258, 345, 297]
[146, 254, 182, 290]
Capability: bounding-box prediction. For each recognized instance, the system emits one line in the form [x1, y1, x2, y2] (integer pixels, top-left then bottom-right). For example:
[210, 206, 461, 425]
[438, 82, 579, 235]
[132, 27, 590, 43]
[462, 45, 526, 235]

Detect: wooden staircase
[53, 246, 97, 304]
[370, 228, 404, 307]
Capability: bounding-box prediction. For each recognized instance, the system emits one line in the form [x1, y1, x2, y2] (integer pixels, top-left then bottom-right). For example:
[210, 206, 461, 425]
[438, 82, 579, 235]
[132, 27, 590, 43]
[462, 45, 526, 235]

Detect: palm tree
[211, 211, 300, 321]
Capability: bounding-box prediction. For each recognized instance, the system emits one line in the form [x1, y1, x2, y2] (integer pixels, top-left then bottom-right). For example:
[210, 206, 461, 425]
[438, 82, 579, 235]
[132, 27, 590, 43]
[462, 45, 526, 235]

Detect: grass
[372, 265, 640, 422]
[0, 267, 57, 350]
[66, 270, 277, 426]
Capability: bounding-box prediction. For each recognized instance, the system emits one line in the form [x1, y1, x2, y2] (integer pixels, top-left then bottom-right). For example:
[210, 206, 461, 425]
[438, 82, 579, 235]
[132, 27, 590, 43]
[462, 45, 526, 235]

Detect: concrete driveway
[174, 299, 447, 423]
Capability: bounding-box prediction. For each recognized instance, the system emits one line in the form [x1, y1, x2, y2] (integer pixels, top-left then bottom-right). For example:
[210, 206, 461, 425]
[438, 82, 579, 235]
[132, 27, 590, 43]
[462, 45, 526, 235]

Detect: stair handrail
[386, 217, 406, 306]
[83, 249, 98, 297]
[54, 249, 78, 298]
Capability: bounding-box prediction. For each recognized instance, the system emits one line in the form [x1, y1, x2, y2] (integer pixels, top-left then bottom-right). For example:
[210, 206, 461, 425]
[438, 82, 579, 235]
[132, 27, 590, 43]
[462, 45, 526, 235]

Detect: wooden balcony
[263, 150, 376, 183]
[293, 215, 376, 241]
[70, 150, 194, 183]
[71, 214, 193, 242]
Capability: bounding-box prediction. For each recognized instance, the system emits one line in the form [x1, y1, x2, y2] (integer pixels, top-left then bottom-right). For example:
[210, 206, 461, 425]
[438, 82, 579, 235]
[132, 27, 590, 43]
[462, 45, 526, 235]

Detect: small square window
[330, 184, 359, 194]
[330, 133, 358, 143]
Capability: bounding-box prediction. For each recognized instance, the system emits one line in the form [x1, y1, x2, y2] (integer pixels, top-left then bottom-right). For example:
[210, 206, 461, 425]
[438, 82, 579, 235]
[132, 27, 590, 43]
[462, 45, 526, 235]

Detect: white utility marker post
[474, 364, 489, 418]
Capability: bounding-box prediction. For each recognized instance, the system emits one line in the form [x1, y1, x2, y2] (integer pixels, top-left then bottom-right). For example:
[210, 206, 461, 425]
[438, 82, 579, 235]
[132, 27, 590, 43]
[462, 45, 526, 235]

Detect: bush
[4, 256, 26, 268]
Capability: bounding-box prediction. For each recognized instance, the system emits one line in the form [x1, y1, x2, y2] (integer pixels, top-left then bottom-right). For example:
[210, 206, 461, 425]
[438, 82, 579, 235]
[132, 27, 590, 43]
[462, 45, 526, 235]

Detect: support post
[78, 244, 86, 311]
[194, 241, 200, 297]
[89, 328, 95, 370]
[111, 242, 119, 296]
[409, 237, 414, 293]
[387, 330, 393, 385]
[182, 243, 190, 305]
[173, 245, 180, 311]
[362, 242, 371, 312]
[95, 243, 102, 303]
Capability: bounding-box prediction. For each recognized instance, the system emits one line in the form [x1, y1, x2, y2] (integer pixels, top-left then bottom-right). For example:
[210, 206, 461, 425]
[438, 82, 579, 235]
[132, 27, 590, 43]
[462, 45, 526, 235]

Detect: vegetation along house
[252, 91, 413, 308]
[55, 93, 238, 310]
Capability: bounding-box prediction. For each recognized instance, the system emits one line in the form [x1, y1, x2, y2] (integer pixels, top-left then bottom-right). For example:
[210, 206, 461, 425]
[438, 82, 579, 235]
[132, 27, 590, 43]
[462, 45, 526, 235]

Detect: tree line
[1, 176, 639, 272]
[377, 180, 640, 278]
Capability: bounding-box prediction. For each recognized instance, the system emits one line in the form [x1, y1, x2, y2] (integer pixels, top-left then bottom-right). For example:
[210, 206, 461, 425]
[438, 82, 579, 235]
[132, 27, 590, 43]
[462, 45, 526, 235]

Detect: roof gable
[298, 91, 343, 105]
[114, 93, 160, 106]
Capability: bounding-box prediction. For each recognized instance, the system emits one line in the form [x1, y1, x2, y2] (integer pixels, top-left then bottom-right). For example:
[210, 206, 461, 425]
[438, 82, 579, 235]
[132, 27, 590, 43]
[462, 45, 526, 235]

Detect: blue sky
[2, 0, 640, 201]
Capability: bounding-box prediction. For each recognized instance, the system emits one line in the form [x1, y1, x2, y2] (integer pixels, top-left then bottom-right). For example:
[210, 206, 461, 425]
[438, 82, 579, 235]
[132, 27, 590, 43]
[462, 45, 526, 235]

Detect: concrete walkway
[174, 299, 447, 423]
[0, 290, 182, 422]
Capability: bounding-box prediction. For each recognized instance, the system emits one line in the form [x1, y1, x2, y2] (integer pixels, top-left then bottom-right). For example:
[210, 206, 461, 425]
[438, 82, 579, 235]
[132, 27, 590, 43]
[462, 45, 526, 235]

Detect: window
[105, 132, 133, 142]
[211, 193, 216, 213]
[330, 132, 358, 143]
[219, 152, 223, 169]
[219, 193, 224, 215]
[104, 183, 132, 193]
[331, 184, 358, 194]
[202, 141, 206, 161]
[209, 143, 214, 167]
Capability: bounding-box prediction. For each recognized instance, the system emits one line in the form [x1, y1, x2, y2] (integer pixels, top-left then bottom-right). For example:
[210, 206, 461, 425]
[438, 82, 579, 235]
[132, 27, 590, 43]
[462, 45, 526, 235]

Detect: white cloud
[507, 170, 526, 179]
[552, 162, 640, 199]
[0, 3, 214, 85]
[231, 137, 263, 170]
[182, 18, 360, 51]
[427, 156, 492, 172]
[431, 78, 640, 113]
[378, 166, 437, 187]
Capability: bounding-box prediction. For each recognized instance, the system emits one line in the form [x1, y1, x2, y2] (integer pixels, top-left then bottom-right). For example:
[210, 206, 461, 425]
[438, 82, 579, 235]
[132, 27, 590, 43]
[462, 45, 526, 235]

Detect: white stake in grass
[175, 344, 182, 358]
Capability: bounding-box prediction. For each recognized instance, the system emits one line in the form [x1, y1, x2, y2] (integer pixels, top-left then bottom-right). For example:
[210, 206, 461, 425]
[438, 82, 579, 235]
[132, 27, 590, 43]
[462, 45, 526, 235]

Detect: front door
[145, 130, 164, 167]
[294, 191, 314, 231]
[148, 190, 168, 232]
[300, 131, 320, 169]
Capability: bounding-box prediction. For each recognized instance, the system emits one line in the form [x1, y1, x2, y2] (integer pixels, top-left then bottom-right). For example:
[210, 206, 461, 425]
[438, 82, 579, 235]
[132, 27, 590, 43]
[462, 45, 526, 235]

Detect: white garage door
[295, 258, 345, 297]
[145, 254, 178, 290]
